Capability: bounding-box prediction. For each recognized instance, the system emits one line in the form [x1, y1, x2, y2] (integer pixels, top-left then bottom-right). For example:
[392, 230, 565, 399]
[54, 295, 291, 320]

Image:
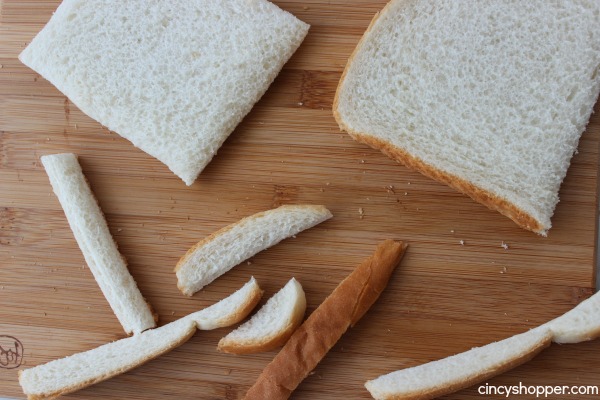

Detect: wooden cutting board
[1, 1, 599, 399]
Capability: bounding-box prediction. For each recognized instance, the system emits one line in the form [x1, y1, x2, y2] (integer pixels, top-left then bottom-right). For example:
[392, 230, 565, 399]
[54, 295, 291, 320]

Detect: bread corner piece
[20, 0, 310, 185]
[334, 0, 600, 235]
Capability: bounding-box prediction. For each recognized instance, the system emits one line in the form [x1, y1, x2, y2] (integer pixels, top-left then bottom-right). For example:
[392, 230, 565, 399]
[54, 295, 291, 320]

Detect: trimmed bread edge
[332, 5, 547, 235]
[18, 324, 197, 400]
[364, 330, 552, 400]
[175, 205, 332, 296]
[217, 278, 306, 354]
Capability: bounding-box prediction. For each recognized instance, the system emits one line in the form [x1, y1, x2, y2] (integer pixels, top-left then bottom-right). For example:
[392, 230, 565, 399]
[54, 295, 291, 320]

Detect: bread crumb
[459, 240, 465, 245]
[0, 64, 3, 68]
[171, 311, 175, 316]
[501, 241, 509, 250]
[404, 192, 408, 196]
[358, 207, 364, 219]
[292, 235, 297, 239]
[385, 185, 395, 193]
[117, 228, 123, 232]
[450, 229, 455, 233]
[247, 261, 252, 265]
[326, 182, 330, 186]
[303, 6, 309, 10]
[500, 266, 508, 274]
[297, 102, 303, 106]
[360, 159, 365, 164]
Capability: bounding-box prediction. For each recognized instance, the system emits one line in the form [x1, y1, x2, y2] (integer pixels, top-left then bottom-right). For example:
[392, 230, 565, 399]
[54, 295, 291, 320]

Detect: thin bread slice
[175, 205, 332, 296]
[20, 0, 309, 185]
[18, 277, 263, 400]
[334, 0, 600, 235]
[41, 153, 156, 335]
[364, 327, 552, 400]
[244, 240, 408, 400]
[218, 277, 306, 354]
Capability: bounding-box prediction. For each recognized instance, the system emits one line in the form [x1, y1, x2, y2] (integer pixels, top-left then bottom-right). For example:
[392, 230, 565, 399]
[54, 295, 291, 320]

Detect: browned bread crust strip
[244, 239, 408, 400]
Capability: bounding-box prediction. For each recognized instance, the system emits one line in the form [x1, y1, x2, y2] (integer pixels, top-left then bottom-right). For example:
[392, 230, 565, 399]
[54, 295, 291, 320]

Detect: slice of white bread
[18, 277, 263, 400]
[41, 153, 156, 335]
[365, 327, 552, 400]
[20, 0, 309, 185]
[176, 205, 332, 296]
[218, 277, 306, 354]
[365, 287, 600, 400]
[334, 0, 600, 235]
[244, 240, 408, 400]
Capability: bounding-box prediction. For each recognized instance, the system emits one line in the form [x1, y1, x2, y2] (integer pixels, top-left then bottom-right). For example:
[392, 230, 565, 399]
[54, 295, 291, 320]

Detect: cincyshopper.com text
[479, 382, 599, 397]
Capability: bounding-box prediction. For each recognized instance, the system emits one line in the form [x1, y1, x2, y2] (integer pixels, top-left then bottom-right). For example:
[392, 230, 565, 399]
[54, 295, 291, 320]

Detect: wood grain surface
[1, 1, 600, 399]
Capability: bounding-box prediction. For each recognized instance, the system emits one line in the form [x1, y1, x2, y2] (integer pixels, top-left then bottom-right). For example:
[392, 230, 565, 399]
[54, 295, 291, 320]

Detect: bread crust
[243, 240, 407, 400]
[19, 279, 263, 400]
[370, 332, 552, 400]
[175, 205, 331, 296]
[19, 325, 197, 400]
[217, 285, 305, 354]
[332, 2, 545, 235]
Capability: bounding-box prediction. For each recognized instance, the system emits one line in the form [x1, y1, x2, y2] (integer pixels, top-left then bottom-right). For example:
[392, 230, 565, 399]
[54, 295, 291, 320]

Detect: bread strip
[175, 205, 332, 296]
[41, 153, 156, 335]
[365, 327, 552, 400]
[365, 279, 600, 399]
[19, 278, 263, 400]
[218, 277, 306, 354]
[244, 240, 407, 400]
[545, 289, 600, 344]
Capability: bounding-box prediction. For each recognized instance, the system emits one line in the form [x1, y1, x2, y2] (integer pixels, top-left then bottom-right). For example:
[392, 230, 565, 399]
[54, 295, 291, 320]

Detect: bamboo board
[1, 1, 600, 399]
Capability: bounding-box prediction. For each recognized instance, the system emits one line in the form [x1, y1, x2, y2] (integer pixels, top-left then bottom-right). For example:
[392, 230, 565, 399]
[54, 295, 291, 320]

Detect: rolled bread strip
[19, 277, 263, 400]
[218, 277, 306, 354]
[244, 239, 408, 400]
[41, 153, 156, 335]
[175, 205, 332, 296]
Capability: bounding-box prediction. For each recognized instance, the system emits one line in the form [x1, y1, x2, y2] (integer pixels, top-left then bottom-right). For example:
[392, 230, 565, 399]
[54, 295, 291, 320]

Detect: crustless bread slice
[334, 0, 600, 235]
[20, 0, 309, 185]
[42, 153, 156, 335]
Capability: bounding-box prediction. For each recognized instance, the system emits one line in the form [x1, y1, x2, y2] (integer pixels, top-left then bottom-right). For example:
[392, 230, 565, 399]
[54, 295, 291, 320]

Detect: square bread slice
[20, 0, 309, 185]
[334, 0, 600, 235]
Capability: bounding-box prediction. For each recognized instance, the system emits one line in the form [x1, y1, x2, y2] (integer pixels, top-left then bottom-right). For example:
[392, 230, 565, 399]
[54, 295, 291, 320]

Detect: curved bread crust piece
[18, 278, 262, 400]
[546, 288, 600, 344]
[365, 327, 552, 400]
[20, 0, 310, 185]
[364, 285, 600, 400]
[41, 153, 157, 335]
[244, 240, 408, 400]
[176, 205, 332, 296]
[334, 0, 600, 235]
[218, 277, 306, 354]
